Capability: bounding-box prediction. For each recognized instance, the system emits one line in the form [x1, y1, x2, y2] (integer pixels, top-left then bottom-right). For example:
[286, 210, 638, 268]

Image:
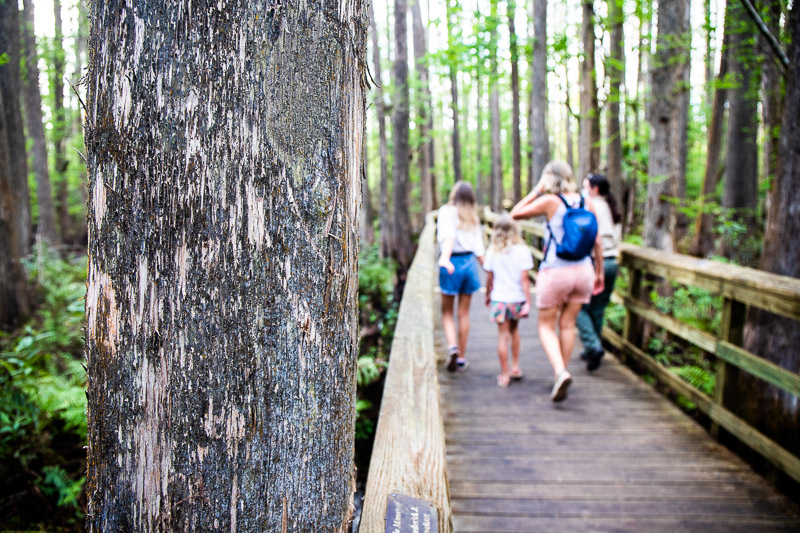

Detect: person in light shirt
[437, 181, 485, 372]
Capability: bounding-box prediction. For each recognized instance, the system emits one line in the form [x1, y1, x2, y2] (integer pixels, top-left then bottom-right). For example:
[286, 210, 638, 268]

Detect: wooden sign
[384, 493, 438, 533]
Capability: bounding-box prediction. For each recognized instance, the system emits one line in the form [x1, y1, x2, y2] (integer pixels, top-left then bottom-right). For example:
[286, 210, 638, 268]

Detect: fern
[671, 365, 715, 397]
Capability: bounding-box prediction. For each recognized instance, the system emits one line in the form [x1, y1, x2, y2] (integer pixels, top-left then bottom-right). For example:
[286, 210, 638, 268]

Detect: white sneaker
[551, 371, 572, 402]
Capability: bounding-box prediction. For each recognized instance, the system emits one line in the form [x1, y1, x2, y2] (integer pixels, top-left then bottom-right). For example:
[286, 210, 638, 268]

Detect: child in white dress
[484, 215, 533, 387]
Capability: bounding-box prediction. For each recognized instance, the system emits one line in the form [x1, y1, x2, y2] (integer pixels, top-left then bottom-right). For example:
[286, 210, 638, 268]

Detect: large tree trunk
[446, 0, 462, 184]
[643, 0, 689, 252]
[735, 0, 800, 473]
[578, 1, 600, 181]
[722, 0, 760, 262]
[606, 0, 624, 211]
[530, 0, 548, 189]
[411, 0, 433, 218]
[489, 0, 502, 212]
[53, 0, 71, 245]
[369, 1, 392, 259]
[84, 2, 365, 530]
[0, 0, 32, 256]
[759, 0, 784, 228]
[21, 0, 57, 245]
[675, 6, 691, 245]
[509, 0, 521, 203]
[393, 0, 413, 270]
[690, 22, 731, 258]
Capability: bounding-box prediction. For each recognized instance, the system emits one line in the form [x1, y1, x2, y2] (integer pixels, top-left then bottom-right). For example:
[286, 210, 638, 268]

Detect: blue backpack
[546, 195, 598, 261]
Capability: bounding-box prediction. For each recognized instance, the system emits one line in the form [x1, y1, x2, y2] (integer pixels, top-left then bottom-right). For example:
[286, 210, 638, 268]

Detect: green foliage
[671, 365, 715, 397]
[357, 349, 387, 388]
[1, 252, 87, 526]
[650, 283, 721, 335]
[355, 399, 376, 440]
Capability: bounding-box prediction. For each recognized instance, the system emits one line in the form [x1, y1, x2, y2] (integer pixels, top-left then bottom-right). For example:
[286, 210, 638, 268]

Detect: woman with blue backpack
[510, 160, 604, 402]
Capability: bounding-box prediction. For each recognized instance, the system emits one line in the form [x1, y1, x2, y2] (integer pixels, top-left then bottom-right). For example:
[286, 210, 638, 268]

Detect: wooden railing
[361, 213, 451, 532]
[607, 245, 800, 484]
[483, 208, 800, 483]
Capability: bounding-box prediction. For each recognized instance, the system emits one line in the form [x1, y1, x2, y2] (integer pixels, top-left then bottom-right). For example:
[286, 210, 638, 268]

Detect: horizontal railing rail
[361, 213, 451, 533]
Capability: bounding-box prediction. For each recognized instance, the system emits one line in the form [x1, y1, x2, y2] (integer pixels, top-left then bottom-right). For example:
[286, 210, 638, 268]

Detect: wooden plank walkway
[435, 276, 800, 532]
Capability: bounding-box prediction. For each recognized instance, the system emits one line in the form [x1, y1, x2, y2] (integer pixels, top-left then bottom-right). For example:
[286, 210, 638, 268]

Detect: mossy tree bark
[84, 1, 366, 530]
[529, 0, 548, 189]
[578, 1, 599, 181]
[392, 0, 413, 270]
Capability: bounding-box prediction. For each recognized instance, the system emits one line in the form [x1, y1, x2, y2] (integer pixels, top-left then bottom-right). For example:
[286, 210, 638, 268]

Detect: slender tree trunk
[446, 0, 462, 183]
[361, 133, 375, 245]
[411, 0, 433, 217]
[475, 53, 484, 205]
[704, 0, 714, 111]
[21, 0, 57, 245]
[606, 0, 624, 210]
[53, 0, 71, 244]
[737, 1, 800, 469]
[509, 0, 521, 203]
[760, 0, 784, 225]
[643, 0, 689, 252]
[489, 0, 502, 212]
[0, 0, 32, 256]
[675, 5, 691, 245]
[0, 89, 31, 328]
[84, 1, 365, 529]
[578, 1, 600, 181]
[722, 0, 760, 261]
[690, 23, 730, 258]
[530, 0, 549, 189]
[565, 98, 574, 173]
[393, 0, 413, 269]
[369, 1, 392, 259]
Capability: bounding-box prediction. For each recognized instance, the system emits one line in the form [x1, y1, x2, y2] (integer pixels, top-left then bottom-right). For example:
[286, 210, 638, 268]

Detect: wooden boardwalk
[436, 281, 800, 532]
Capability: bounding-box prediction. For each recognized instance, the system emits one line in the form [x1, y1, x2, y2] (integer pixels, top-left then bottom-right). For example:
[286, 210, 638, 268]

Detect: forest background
[0, 0, 795, 530]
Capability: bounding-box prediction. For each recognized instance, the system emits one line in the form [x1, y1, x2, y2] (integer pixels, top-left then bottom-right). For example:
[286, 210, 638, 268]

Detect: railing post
[622, 266, 642, 364]
[712, 297, 747, 439]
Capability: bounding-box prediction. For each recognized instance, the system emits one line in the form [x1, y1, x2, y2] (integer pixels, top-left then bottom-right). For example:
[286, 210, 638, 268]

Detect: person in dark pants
[577, 174, 622, 371]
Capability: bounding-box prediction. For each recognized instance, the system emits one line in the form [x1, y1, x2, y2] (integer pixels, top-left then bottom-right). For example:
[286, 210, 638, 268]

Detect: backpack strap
[558, 194, 585, 210]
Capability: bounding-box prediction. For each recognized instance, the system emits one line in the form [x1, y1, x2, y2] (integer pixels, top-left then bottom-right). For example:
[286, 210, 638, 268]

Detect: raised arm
[585, 197, 605, 295]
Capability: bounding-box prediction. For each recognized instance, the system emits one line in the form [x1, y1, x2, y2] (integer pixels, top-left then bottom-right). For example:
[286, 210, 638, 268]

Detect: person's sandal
[447, 346, 459, 372]
[551, 370, 573, 402]
[497, 374, 511, 388]
[510, 368, 524, 380]
[456, 358, 470, 371]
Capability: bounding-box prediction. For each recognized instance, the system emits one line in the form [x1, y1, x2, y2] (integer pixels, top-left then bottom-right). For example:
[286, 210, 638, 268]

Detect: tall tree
[578, 1, 600, 181]
[21, 0, 57, 245]
[411, 0, 434, 217]
[489, 0, 503, 212]
[475, 5, 485, 205]
[675, 6, 692, 243]
[722, 0, 760, 259]
[361, 135, 375, 245]
[530, 0, 549, 191]
[369, 0, 392, 259]
[393, 0, 413, 269]
[508, 0, 522, 202]
[53, 0, 70, 243]
[606, 0, 624, 212]
[690, 20, 731, 258]
[84, 1, 365, 529]
[446, 0, 463, 183]
[0, 0, 32, 256]
[737, 0, 800, 469]
[643, 0, 689, 252]
[759, 0, 784, 209]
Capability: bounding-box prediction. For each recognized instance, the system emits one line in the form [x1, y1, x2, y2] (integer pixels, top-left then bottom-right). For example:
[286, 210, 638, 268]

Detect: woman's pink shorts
[535, 264, 595, 309]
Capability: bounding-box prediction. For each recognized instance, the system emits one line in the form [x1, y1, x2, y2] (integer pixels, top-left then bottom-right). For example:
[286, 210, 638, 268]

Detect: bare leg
[558, 302, 584, 368]
[509, 319, 521, 374]
[441, 294, 457, 349]
[538, 307, 566, 377]
[497, 320, 511, 376]
[457, 293, 473, 359]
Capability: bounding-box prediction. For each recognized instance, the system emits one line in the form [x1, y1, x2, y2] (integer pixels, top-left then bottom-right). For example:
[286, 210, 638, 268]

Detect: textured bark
[759, 0, 784, 224]
[489, 0, 502, 212]
[411, 0, 433, 218]
[722, 0, 760, 259]
[475, 23, 484, 205]
[0, 0, 32, 256]
[360, 134, 374, 245]
[446, 0, 462, 184]
[508, 0, 521, 203]
[21, 0, 57, 245]
[675, 5, 691, 244]
[578, 1, 600, 182]
[84, 2, 366, 530]
[369, 1, 392, 259]
[393, 0, 413, 269]
[704, 0, 714, 110]
[530, 0, 548, 188]
[53, 0, 70, 244]
[606, 0, 624, 216]
[643, 0, 689, 252]
[736, 2, 800, 468]
[690, 24, 731, 258]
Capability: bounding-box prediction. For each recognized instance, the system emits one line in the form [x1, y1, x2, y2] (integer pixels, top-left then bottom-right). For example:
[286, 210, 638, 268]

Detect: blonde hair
[539, 160, 577, 195]
[490, 214, 523, 253]
[448, 181, 479, 230]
